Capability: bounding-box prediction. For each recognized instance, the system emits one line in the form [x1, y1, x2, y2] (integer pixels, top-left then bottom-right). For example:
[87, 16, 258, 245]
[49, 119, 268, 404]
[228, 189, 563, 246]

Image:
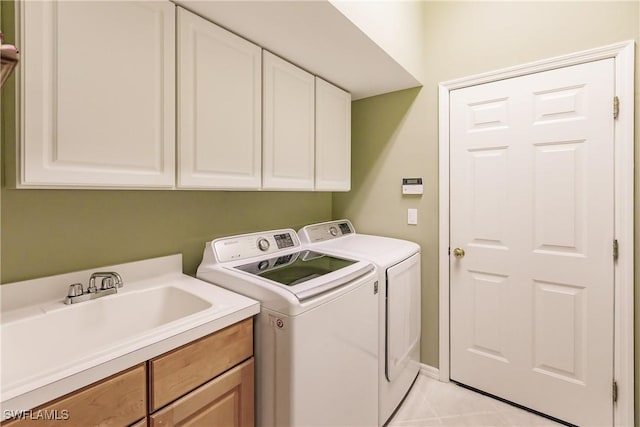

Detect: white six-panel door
[450, 59, 614, 426]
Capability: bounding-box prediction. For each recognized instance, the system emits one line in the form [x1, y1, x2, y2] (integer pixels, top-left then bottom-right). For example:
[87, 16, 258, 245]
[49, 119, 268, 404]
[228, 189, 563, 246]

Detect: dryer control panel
[213, 229, 300, 262]
[298, 220, 354, 243]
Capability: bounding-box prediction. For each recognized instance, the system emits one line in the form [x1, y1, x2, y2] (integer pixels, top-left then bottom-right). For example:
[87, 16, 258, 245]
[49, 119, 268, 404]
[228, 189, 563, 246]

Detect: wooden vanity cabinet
[2, 318, 255, 427]
[2, 364, 146, 427]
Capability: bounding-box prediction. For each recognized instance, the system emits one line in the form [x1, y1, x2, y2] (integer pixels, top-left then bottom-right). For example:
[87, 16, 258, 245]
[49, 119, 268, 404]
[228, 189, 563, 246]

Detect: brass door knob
[452, 248, 465, 259]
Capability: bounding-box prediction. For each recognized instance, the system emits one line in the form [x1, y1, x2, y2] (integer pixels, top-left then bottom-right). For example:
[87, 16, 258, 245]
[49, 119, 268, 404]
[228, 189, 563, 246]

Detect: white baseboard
[419, 364, 440, 380]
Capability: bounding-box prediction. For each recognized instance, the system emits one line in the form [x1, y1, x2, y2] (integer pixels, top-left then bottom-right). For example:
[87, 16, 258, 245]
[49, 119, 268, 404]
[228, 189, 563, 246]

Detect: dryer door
[386, 252, 421, 381]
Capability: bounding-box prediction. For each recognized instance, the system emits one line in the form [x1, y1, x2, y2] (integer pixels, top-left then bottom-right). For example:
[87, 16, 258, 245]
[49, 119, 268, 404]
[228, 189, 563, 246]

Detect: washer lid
[233, 250, 372, 300]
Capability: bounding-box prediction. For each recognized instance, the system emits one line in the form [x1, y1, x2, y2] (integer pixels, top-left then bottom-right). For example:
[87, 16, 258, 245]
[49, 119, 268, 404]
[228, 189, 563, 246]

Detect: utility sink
[3, 285, 214, 389]
[0, 255, 259, 417]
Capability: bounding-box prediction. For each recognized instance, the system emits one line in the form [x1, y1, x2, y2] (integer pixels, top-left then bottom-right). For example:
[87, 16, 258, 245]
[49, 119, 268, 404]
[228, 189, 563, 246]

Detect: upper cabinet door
[177, 7, 262, 190]
[262, 51, 315, 191]
[315, 78, 351, 192]
[19, 0, 176, 188]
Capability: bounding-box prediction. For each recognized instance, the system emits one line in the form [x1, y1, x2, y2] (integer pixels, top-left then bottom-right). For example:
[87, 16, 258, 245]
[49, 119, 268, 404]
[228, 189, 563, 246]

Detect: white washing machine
[197, 228, 379, 427]
[298, 220, 421, 426]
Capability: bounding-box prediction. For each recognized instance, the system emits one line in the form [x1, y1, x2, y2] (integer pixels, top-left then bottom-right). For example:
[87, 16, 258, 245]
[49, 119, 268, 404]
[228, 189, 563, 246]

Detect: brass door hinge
[614, 96, 620, 119]
[613, 239, 619, 261]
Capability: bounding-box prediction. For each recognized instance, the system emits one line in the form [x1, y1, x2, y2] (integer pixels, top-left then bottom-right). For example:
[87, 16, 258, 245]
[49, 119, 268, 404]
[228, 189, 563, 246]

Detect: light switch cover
[408, 208, 418, 225]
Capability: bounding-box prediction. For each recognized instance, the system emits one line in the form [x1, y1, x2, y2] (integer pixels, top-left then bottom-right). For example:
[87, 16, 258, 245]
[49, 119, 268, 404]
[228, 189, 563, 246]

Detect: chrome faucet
[65, 272, 124, 304]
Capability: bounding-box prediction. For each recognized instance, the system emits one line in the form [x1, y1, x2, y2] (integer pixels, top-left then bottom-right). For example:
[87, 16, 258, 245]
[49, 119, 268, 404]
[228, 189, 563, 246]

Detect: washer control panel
[213, 229, 300, 262]
[298, 220, 354, 243]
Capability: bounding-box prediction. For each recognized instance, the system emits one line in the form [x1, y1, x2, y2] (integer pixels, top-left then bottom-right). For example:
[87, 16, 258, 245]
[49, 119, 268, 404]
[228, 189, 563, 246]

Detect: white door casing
[439, 41, 635, 427]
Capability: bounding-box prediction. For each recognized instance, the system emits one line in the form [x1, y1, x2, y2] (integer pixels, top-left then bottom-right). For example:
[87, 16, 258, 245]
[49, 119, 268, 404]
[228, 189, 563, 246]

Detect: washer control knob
[329, 226, 338, 237]
[257, 238, 270, 251]
[258, 260, 269, 271]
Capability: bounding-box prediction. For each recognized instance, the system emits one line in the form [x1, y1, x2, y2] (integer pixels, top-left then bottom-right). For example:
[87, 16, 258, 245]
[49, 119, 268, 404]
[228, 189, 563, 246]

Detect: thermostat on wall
[402, 178, 423, 195]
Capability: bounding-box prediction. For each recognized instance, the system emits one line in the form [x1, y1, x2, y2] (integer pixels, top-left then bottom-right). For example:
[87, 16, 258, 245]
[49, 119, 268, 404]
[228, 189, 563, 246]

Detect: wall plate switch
[407, 208, 418, 225]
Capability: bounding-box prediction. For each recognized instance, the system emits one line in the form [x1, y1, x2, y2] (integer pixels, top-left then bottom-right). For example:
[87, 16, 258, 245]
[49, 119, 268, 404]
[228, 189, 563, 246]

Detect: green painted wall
[0, 1, 332, 283]
[335, 0, 639, 421]
[1, 189, 332, 283]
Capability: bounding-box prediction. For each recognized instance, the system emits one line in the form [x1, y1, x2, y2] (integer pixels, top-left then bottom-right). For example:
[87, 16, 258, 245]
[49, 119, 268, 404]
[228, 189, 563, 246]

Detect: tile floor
[387, 374, 565, 427]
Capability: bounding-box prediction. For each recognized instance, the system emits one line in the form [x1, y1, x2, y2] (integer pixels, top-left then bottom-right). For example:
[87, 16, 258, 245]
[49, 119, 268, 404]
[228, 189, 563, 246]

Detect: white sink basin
[2, 285, 214, 390]
[0, 255, 259, 416]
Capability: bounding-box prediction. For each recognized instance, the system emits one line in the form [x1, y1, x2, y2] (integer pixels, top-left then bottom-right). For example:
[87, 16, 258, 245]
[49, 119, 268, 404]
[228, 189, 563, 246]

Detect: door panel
[450, 59, 614, 427]
[177, 7, 262, 189]
[262, 51, 315, 190]
[21, 0, 175, 188]
[386, 253, 421, 382]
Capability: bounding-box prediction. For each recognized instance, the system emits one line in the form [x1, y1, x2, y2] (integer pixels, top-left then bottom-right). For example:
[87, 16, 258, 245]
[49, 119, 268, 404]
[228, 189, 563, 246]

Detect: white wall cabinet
[262, 51, 315, 191]
[19, 0, 176, 188]
[315, 77, 351, 191]
[18, 1, 351, 192]
[177, 7, 262, 190]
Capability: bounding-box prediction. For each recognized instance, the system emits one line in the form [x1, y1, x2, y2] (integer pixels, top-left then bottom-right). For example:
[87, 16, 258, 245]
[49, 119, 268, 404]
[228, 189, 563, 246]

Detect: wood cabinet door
[148, 318, 253, 412]
[177, 7, 262, 190]
[262, 51, 315, 191]
[19, 0, 175, 188]
[149, 358, 254, 427]
[315, 77, 351, 191]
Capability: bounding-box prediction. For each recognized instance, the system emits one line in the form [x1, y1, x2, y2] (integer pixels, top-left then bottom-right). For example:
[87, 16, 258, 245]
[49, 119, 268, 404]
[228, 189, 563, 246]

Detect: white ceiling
[174, 0, 422, 100]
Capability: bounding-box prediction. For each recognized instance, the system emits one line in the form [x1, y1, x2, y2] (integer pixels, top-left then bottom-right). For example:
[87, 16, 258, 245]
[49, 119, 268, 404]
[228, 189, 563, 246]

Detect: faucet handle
[87, 276, 98, 293]
[67, 283, 84, 297]
[101, 277, 115, 290]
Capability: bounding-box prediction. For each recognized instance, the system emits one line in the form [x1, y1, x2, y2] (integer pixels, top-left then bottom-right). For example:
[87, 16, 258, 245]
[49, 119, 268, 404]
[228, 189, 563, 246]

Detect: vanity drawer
[3, 364, 146, 427]
[149, 358, 254, 427]
[148, 318, 253, 411]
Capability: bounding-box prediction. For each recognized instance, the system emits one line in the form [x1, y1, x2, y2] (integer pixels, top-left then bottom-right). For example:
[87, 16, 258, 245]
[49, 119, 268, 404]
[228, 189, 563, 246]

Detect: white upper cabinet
[19, 0, 176, 188]
[18, 1, 352, 192]
[262, 51, 315, 191]
[177, 7, 262, 190]
[315, 77, 351, 191]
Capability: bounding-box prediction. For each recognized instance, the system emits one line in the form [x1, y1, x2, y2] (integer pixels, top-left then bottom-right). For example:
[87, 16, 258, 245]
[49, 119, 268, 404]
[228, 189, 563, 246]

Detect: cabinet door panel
[20, 0, 175, 188]
[149, 358, 254, 427]
[262, 51, 315, 190]
[148, 318, 253, 412]
[177, 8, 262, 189]
[315, 77, 351, 191]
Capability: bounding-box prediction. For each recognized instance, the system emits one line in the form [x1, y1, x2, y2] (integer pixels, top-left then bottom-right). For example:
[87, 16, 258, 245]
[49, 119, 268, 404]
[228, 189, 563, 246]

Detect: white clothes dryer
[298, 220, 421, 426]
[197, 228, 379, 427]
